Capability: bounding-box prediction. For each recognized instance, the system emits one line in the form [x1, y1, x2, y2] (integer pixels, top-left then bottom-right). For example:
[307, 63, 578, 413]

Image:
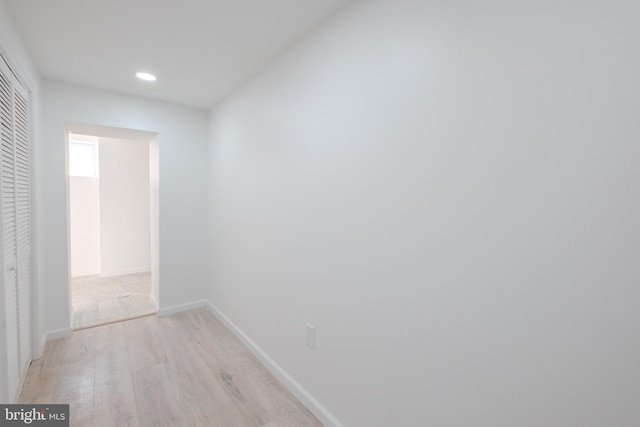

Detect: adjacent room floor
[72, 272, 156, 329]
[19, 308, 323, 427]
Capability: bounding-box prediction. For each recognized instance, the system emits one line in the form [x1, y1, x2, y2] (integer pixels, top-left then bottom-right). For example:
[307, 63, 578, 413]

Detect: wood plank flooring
[72, 273, 156, 329]
[19, 308, 324, 427]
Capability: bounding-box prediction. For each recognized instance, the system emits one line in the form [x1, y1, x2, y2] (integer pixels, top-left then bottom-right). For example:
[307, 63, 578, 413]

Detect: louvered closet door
[0, 54, 31, 400]
[0, 57, 20, 399]
[14, 80, 31, 370]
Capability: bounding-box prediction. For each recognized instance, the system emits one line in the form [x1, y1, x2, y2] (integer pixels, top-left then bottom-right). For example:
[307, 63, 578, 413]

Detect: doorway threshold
[74, 311, 157, 331]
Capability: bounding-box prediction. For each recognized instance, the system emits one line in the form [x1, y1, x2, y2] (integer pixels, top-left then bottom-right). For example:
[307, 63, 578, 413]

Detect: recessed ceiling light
[136, 72, 157, 81]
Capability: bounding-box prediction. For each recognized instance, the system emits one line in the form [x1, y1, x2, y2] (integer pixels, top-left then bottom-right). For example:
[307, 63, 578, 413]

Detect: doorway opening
[66, 123, 159, 330]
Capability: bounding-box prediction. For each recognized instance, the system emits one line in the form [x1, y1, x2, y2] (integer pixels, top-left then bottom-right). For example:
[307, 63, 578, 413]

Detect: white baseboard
[205, 301, 343, 427]
[99, 267, 151, 278]
[45, 327, 73, 342]
[34, 335, 44, 360]
[71, 269, 100, 278]
[35, 327, 73, 362]
[157, 300, 207, 317]
[150, 292, 159, 311]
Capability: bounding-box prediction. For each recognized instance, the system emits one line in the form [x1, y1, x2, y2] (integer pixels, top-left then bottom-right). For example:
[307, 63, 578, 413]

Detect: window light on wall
[69, 140, 99, 177]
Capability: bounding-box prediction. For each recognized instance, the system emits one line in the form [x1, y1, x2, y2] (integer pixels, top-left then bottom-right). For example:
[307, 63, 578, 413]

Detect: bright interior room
[1, 0, 639, 426]
[68, 130, 157, 329]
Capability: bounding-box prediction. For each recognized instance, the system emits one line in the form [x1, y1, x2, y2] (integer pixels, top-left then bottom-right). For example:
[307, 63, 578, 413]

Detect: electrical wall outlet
[305, 323, 315, 349]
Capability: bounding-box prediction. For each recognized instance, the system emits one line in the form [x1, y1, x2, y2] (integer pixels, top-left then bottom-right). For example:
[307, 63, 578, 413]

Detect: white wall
[99, 137, 151, 277]
[41, 80, 209, 339]
[207, 0, 640, 426]
[69, 177, 100, 276]
[0, 0, 41, 403]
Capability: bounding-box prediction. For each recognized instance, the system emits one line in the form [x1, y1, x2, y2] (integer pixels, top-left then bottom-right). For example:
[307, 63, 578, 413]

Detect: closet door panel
[0, 57, 20, 400]
[14, 82, 31, 368]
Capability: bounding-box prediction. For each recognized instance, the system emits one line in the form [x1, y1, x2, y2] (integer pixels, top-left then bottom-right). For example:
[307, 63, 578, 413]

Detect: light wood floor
[72, 273, 156, 329]
[19, 308, 323, 427]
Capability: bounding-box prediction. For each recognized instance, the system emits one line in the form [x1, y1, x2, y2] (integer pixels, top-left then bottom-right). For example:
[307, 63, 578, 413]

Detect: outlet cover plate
[305, 323, 315, 349]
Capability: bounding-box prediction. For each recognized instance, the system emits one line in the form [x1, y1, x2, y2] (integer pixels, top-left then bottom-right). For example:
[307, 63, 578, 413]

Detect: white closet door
[14, 80, 31, 369]
[0, 53, 31, 401]
[0, 56, 20, 400]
